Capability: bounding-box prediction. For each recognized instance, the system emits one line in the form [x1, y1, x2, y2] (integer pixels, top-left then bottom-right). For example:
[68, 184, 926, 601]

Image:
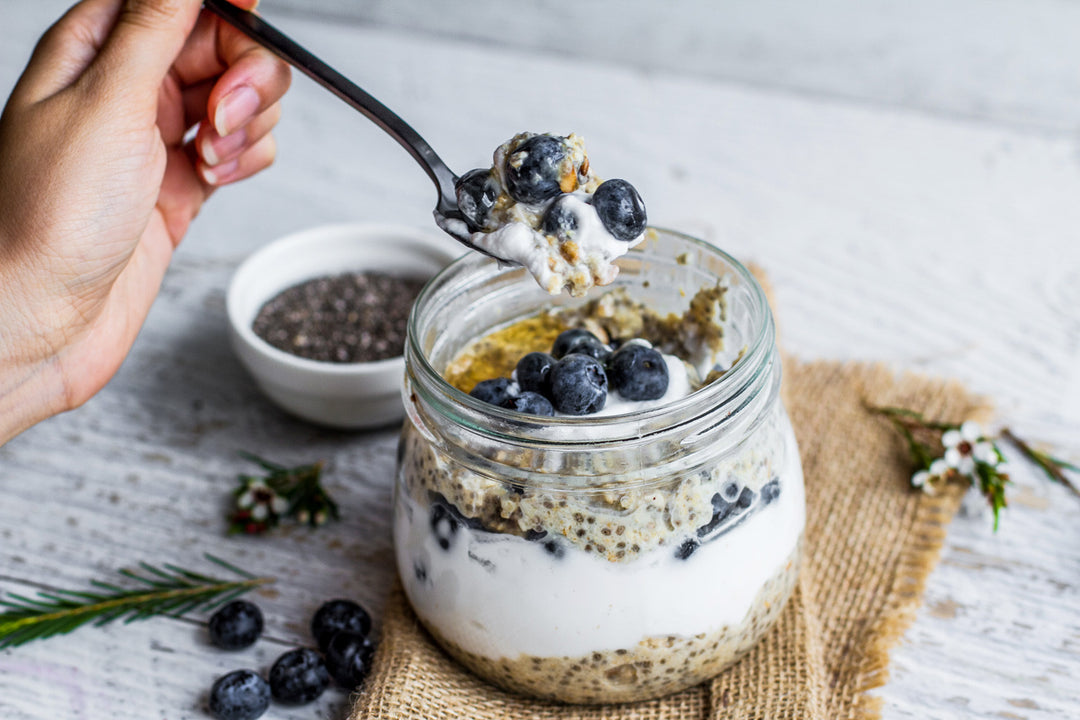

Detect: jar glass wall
[394, 229, 805, 704]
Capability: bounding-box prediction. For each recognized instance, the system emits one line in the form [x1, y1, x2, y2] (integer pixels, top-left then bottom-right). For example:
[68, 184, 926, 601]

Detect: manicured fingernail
[201, 129, 247, 167]
[214, 85, 260, 136]
[202, 159, 239, 186]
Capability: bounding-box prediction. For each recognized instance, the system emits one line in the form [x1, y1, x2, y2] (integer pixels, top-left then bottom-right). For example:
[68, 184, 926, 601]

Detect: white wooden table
[1, 3, 1078, 719]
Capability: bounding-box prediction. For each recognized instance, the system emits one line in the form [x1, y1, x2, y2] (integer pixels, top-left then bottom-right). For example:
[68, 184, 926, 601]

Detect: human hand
[0, 0, 291, 444]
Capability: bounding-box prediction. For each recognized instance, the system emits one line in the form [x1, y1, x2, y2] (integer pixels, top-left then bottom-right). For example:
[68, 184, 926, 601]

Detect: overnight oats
[440, 132, 648, 297]
[394, 229, 805, 703]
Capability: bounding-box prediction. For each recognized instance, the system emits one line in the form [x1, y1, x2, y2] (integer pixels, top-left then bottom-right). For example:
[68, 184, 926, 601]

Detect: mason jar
[393, 228, 805, 704]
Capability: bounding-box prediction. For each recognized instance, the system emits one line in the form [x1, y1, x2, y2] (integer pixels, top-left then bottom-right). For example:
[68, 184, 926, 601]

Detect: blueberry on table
[324, 631, 376, 690]
[591, 179, 647, 241]
[208, 600, 264, 651]
[607, 344, 669, 401]
[456, 168, 499, 231]
[311, 599, 372, 651]
[549, 354, 608, 415]
[502, 391, 555, 416]
[469, 377, 514, 407]
[515, 352, 555, 394]
[269, 648, 330, 705]
[541, 196, 579, 242]
[208, 669, 270, 720]
[552, 328, 610, 362]
[504, 134, 569, 204]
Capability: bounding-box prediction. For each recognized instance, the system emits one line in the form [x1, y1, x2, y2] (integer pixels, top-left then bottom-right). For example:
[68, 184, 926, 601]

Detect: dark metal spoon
[203, 0, 498, 258]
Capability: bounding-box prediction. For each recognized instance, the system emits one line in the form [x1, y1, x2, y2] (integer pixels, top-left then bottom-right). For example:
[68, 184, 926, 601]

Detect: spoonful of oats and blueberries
[204, 1, 648, 296]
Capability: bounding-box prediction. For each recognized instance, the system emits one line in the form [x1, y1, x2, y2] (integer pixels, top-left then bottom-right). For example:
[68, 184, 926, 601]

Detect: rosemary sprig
[1002, 428, 1080, 498]
[0, 555, 272, 649]
[228, 452, 340, 535]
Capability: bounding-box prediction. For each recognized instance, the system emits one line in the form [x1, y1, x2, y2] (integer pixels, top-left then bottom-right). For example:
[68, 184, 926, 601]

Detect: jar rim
[405, 227, 776, 446]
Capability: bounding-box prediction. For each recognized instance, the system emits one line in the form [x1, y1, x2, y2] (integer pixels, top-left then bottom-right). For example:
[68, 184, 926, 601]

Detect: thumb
[88, 0, 204, 97]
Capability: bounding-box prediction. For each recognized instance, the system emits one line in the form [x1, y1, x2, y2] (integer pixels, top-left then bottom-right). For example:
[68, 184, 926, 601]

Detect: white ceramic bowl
[227, 223, 463, 429]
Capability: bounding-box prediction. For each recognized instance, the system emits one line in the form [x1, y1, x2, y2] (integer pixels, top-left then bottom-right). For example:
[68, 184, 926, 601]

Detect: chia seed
[252, 272, 427, 363]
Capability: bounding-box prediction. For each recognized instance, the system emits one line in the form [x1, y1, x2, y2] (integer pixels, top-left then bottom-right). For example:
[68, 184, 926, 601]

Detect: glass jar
[394, 228, 805, 704]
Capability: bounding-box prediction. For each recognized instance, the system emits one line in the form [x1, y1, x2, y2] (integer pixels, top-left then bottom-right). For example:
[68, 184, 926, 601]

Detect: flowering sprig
[869, 406, 1010, 530]
[228, 452, 340, 535]
[1001, 428, 1080, 498]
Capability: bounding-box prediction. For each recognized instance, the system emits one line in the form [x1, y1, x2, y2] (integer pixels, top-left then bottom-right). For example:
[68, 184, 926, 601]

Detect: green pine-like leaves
[0, 555, 272, 649]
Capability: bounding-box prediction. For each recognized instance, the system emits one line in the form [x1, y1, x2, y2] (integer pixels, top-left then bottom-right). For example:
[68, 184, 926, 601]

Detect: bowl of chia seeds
[227, 223, 462, 429]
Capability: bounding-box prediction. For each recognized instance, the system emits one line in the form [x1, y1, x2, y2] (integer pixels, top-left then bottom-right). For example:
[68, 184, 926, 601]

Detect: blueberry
[761, 478, 781, 505]
[469, 377, 514, 407]
[548, 354, 608, 415]
[541, 196, 579, 242]
[696, 494, 732, 538]
[736, 487, 756, 510]
[591, 179, 647, 241]
[455, 168, 499, 231]
[504, 135, 568, 204]
[324, 631, 376, 690]
[311, 599, 372, 651]
[502, 390, 554, 416]
[208, 669, 270, 720]
[430, 501, 459, 550]
[552, 328, 610, 362]
[543, 540, 565, 558]
[269, 648, 330, 705]
[515, 352, 555, 394]
[675, 539, 698, 560]
[208, 600, 264, 651]
[721, 480, 741, 502]
[607, 344, 669, 401]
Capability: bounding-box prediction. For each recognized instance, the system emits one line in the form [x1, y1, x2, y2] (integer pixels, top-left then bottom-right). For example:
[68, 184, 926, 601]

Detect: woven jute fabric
[351, 285, 989, 719]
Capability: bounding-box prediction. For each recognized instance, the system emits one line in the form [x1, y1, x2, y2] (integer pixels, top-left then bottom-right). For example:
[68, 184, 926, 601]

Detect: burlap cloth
[350, 274, 990, 720]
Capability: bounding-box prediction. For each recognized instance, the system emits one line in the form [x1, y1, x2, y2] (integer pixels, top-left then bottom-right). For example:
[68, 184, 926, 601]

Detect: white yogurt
[467, 194, 643, 296]
[394, 418, 805, 660]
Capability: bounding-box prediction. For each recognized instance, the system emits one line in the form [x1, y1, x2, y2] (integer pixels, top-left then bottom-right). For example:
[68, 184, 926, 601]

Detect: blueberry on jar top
[515, 352, 555, 394]
[503, 391, 555, 416]
[607, 344, 669, 401]
[549, 353, 608, 415]
[591, 179, 647, 241]
[469, 377, 514, 406]
[503, 134, 574, 204]
[551, 328, 610, 362]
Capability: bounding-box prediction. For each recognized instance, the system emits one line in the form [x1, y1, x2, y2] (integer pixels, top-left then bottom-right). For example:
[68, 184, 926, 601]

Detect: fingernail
[214, 86, 260, 136]
[201, 129, 247, 167]
[202, 159, 239, 186]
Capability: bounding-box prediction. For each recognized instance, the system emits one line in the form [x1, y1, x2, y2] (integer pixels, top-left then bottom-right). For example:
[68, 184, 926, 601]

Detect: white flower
[942, 421, 991, 477]
[929, 458, 949, 477]
[911, 470, 930, 488]
[271, 496, 289, 514]
[251, 503, 269, 521]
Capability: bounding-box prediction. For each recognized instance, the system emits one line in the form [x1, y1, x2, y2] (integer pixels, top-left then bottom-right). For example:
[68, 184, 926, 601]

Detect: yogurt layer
[395, 417, 805, 661]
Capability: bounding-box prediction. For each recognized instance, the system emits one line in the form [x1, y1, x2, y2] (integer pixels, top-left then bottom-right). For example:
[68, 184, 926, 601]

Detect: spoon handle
[203, 0, 458, 213]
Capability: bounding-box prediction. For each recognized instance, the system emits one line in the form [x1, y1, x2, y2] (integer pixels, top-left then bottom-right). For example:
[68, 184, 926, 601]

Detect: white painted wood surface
[1, 3, 1078, 719]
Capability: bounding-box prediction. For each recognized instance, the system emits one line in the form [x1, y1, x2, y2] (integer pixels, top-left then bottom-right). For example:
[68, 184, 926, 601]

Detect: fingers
[195, 101, 280, 167]
[83, 0, 205, 100]
[9, 0, 122, 107]
[198, 132, 277, 187]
